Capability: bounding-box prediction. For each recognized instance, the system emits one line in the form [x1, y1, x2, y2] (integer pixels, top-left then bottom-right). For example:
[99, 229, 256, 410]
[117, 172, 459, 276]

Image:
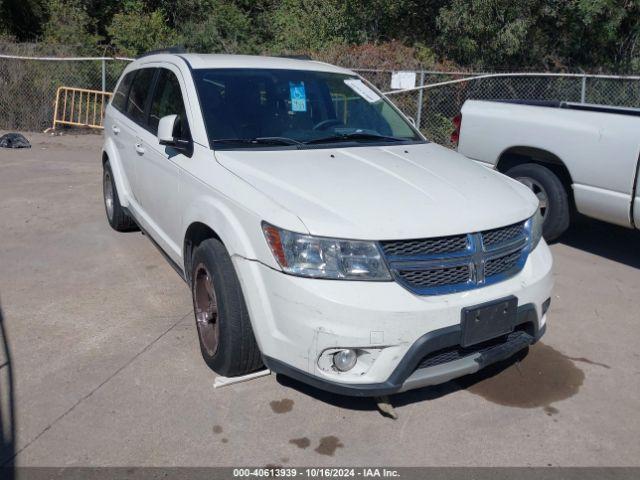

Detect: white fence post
[101, 59, 106, 92]
[416, 71, 425, 129]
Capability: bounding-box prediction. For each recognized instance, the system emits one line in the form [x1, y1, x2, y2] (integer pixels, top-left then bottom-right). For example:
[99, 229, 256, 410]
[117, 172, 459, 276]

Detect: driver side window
[149, 69, 190, 140]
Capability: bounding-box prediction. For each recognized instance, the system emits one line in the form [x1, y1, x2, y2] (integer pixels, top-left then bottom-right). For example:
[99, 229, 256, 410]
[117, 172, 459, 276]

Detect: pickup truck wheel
[103, 161, 138, 232]
[506, 163, 570, 241]
[191, 238, 263, 376]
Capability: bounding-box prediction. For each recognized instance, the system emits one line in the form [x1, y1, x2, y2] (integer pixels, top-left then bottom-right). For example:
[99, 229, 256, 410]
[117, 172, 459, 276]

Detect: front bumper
[264, 306, 546, 397]
[233, 241, 553, 396]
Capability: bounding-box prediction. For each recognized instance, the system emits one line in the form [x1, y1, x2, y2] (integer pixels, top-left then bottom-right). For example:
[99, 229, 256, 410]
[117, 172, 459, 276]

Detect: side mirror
[158, 114, 192, 155]
[158, 114, 178, 145]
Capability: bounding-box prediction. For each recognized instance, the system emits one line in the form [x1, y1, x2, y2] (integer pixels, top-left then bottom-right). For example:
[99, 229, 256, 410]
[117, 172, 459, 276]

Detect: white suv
[102, 53, 553, 396]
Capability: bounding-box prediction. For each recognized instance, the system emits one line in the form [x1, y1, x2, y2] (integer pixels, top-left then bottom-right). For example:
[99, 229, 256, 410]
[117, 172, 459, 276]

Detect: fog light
[333, 349, 357, 372]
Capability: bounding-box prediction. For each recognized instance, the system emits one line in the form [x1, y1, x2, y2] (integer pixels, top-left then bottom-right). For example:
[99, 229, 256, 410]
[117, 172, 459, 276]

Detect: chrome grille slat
[381, 221, 530, 295]
[484, 250, 522, 278]
[380, 234, 468, 257]
[397, 265, 471, 288]
[483, 222, 525, 249]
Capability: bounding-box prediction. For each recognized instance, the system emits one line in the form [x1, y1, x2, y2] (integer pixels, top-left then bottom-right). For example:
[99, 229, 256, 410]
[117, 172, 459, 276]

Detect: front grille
[397, 265, 470, 288]
[484, 250, 522, 277]
[482, 222, 525, 249]
[380, 220, 529, 295]
[381, 235, 468, 257]
[416, 330, 532, 370]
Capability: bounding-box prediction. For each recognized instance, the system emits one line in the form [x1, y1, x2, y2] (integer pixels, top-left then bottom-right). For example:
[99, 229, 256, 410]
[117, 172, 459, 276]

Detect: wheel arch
[496, 146, 575, 208]
[181, 197, 275, 284]
[183, 222, 222, 284]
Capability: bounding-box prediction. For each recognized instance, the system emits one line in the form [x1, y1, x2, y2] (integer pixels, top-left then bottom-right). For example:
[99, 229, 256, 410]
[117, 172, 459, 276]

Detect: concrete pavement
[1, 132, 639, 467]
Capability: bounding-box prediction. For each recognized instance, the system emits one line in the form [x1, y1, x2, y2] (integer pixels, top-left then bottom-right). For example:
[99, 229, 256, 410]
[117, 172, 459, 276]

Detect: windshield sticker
[289, 81, 307, 112]
[344, 78, 381, 103]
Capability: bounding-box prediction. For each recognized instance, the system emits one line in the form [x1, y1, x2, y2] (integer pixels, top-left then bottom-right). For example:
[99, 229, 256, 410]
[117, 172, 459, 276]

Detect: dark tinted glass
[149, 69, 189, 139]
[111, 71, 135, 112]
[126, 68, 156, 125]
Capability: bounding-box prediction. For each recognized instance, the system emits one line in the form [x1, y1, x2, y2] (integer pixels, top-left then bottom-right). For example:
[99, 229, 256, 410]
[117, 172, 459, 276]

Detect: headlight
[262, 223, 391, 280]
[528, 208, 543, 250]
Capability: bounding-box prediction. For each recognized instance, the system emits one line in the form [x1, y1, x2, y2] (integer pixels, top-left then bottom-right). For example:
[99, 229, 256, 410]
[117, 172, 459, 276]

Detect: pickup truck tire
[191, 238, 263, 376]
[506, 163, 570, 241]
[103, 160, 137, 232]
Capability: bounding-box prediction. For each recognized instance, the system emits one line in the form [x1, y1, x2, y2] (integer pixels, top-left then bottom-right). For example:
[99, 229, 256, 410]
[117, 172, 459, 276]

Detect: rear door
[106, 71, 136, 199]
[118, 67, 157, 212]
[134, 66, 191, 262]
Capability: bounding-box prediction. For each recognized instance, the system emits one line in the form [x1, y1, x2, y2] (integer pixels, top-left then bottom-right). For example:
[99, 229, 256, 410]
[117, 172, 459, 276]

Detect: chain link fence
[2, 53, 640, 147]
[0, 55, 130, 131]
[355, 69, 640, 147]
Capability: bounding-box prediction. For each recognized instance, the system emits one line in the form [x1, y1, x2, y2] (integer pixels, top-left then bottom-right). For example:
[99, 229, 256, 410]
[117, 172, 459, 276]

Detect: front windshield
[192, 68, 424, 148]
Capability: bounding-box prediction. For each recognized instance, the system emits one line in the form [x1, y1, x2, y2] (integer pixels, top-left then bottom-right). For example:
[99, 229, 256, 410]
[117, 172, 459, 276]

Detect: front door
[135, 67, 191, 263]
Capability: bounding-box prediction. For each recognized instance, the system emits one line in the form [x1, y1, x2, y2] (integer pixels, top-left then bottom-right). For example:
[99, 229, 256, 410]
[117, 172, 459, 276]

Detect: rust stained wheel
[190, 237, 262, 376]
[193, 263, 220, 356]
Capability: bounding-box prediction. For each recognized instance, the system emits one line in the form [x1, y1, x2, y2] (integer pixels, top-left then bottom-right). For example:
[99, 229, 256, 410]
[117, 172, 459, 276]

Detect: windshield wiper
[304, 132, 406, 145]
[213, 137, 303, 147]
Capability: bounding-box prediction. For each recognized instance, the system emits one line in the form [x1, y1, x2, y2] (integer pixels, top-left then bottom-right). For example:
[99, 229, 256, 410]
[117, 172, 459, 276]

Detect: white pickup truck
[455, 100, 640, 240]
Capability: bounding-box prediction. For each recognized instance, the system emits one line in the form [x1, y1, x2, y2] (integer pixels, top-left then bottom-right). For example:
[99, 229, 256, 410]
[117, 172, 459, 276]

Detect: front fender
[180, 195, 292, 271]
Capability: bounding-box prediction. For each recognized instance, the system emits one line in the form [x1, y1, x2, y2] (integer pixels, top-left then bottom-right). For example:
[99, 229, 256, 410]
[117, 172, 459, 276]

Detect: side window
[126, 68, 156, 125]
[111, 71, 135, 112]
[149, 69, 190, 139]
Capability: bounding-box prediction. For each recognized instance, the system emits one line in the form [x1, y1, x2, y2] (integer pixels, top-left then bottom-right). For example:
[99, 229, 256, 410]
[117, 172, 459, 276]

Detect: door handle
[135, 143, 145, 155]
[111, 124, 120, 134]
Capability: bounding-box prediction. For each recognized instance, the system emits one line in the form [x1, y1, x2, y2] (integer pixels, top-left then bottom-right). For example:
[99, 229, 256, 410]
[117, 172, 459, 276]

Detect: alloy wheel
[193, 263, 220, 356]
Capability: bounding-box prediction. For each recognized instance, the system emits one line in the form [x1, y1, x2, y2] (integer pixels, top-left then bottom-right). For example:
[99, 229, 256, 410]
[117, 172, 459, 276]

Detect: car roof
[134, 53, 355, 75]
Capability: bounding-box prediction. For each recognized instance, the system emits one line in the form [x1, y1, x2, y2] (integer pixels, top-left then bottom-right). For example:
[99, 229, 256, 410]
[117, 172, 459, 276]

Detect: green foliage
[107, 0, 180, 56]
[0, 0, 46, 40]
[43, 0, 102, 52]
[271, 0, 350, 51]
[178, 0, 256, 53]
[436, 0, 640, 72]
[269, 0, 445, 52]
[2, 0, 639, 73]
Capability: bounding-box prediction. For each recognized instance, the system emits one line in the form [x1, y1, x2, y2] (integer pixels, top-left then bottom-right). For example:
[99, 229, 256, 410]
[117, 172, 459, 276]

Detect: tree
[42, 0, 102, 52]
[269, 0, 446, 55]
[107, 0, 180, 56]
[0, 0, 46, 40]
[175, 0, 256, 53]
[436, 0, 640, 72]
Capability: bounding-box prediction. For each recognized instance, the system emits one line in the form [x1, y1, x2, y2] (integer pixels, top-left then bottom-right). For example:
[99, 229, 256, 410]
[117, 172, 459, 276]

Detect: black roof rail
[137, 46, 187, 59]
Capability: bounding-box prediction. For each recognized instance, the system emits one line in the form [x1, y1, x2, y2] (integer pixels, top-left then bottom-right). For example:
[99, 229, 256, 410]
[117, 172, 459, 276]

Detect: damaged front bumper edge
[263, 303, 546, 397]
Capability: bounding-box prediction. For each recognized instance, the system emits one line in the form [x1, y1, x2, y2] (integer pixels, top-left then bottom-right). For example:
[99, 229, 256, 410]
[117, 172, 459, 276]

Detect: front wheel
[191, 238, 263, 376]
[506, 163, 570, 241]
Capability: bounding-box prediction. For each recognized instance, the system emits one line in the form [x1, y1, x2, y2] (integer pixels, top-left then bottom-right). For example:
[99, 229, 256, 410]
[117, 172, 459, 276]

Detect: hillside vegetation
[1, 0, 639, 72]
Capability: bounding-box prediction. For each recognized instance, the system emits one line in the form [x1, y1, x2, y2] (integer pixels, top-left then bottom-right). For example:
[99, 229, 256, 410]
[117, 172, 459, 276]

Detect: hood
[215, 142, 537, 240]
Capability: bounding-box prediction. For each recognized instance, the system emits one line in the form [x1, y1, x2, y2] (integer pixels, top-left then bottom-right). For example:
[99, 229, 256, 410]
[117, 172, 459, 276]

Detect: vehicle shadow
[276, 350, 526, 412]
[556, 215, 640, 269]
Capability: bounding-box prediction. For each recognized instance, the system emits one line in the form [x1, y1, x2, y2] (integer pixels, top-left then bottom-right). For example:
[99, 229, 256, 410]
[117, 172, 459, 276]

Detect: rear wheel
[191, 238, 263, 376]
[103, 160, 137, 232]
[506, 163, 570, 241]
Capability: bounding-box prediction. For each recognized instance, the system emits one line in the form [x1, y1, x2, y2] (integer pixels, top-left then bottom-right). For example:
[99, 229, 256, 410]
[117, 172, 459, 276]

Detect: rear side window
[148, 69, 189, 138]
[126, 68, 156, 125]
[111, 71, 135, 112]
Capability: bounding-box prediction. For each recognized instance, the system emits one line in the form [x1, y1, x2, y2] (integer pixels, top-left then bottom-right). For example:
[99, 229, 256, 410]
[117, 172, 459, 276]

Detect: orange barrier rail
[51, 86, 112, 130]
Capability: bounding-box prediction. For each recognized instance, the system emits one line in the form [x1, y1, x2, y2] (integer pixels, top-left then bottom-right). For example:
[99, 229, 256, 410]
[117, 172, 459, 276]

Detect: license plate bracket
[461, 296, 518, 347]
